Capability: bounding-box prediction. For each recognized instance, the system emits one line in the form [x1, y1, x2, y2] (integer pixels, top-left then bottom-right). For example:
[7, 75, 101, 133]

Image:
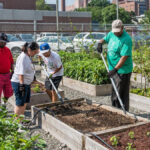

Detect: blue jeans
[11, 82, 31, 106]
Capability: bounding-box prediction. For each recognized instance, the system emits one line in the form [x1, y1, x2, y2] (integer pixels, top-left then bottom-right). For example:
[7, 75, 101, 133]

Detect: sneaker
[17, 123, 26, 133]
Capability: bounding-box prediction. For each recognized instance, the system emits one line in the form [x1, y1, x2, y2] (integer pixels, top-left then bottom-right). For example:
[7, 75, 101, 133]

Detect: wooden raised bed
[87, 121, 150, 150]
[9, 80, 64, 109]
[130, 93, 150, 113]
[31, 99, 148, 150]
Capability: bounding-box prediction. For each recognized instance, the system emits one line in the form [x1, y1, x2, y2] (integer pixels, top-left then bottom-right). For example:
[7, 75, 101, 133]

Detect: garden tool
[41, 64, 64, 104]
[97, 43, 126, 114]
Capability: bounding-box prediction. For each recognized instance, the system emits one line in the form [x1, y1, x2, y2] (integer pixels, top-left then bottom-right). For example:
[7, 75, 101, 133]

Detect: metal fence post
[34, 20, 37, 41]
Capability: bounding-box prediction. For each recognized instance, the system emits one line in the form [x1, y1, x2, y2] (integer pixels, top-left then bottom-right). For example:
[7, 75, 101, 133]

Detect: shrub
[0, 107, 46, 149]
[64, 59, 110, 85]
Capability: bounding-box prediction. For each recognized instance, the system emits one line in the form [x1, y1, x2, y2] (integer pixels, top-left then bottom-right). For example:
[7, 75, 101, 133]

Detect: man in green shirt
[98, 20, 133, 111]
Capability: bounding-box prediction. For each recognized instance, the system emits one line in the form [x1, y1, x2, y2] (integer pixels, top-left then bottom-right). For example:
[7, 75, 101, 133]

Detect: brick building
[0, 0, 36, 10]
[112, 0, 149, 16]
[66, 0, 91, 11]
[0, 9, 92, 32]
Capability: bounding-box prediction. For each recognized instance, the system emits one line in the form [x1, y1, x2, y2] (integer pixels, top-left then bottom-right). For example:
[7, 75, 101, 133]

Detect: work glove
[39, 61, 44, 66]
[19, 84, 25, 97]
[10, 71, 14, 79]
[108, 68, 118, 78]
[48, 74, 53, 79]
[97, 43, 103, 53]
[34, 75, 36, 81]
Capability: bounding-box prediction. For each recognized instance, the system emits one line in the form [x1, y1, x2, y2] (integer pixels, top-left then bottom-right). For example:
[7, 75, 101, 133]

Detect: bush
[62, 55, 110, 85]
[59, 51, 101, 63]
[0, 107, 46, 150]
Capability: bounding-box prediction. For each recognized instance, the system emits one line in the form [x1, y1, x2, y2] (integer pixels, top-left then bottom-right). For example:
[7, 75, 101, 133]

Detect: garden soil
[44, 102, 136, 133]
[31, 81, 45, 94]
[92, 123, 150, 150]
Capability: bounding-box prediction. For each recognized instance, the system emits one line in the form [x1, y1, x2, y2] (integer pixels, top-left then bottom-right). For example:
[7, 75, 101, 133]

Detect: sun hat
[39, 43, 51, 54]
[112, 20, 123, 33]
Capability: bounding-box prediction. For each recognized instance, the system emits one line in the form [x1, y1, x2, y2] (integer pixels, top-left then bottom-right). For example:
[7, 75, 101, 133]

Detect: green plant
[32, 84, 41, 93]
[0, 106, 46, 149]
[128, 131, 135, 139]
[110, 136, 119, 146]
[59, 51, 110, 85]
[133, 43, 150, 94]
[147, 131, 150, 137]
[126, 143, 136, 150]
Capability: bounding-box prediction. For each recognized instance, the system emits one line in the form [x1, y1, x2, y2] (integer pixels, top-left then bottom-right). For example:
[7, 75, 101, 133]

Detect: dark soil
[92, 123, 150, 150]
[31, 81, 45, 94]
[45, 102, 136, 133]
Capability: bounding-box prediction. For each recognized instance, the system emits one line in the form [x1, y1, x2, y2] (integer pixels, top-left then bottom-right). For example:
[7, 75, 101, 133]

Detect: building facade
[0, 0, 36, 10]
[66, 0, 91, 11]
[112, 0, 149, 16]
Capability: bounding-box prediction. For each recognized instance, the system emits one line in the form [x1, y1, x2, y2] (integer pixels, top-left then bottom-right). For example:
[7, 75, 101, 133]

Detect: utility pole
[116, 0, 119, 19]
[56, 0, 60, 51]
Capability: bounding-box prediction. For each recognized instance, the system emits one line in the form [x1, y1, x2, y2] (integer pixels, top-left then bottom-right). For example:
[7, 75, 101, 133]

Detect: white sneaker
[17, 124, 26, 133]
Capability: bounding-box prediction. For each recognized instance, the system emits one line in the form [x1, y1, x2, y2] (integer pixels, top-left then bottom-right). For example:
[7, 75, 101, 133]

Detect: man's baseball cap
[112, 20, 123, 33]
[0, 33, 8, 42]
[39, 43, 51, 54]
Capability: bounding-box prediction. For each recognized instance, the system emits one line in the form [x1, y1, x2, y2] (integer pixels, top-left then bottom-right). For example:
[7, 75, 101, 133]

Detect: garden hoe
[41, 64, 64, 104]
[97, 44, 126, 114]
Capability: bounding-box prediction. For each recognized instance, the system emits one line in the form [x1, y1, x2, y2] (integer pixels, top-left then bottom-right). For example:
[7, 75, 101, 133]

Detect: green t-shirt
[104, 30, 133, 74]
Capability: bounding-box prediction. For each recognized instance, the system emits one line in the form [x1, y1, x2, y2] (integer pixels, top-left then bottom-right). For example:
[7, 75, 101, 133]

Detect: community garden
[2, 38, 150, 150]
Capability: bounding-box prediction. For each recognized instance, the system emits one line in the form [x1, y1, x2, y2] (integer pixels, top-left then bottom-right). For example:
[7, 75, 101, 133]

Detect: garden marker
[41, 65, 64, 104]
[100, 52, 126, 114]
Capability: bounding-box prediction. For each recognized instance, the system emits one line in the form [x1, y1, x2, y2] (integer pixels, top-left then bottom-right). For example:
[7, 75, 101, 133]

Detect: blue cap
[40, 43, 51, 54]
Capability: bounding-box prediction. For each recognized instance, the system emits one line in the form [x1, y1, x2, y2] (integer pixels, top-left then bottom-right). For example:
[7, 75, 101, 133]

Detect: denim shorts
[11, 82, 31, 106]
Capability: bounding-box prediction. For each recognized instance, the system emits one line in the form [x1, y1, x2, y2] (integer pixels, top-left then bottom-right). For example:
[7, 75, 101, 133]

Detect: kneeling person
[39, 43, 63, 103]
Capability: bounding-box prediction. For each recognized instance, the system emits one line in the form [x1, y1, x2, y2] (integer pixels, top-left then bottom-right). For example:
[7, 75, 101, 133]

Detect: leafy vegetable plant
[128, 131, 135, 139]
[59, 51, 110, 85]
[0, 106, 46, 149]
[126, 143, 136, 150]
[147, 131, 150, 137]
[32, 84, 41, 93]
[110, 136, 119, 146]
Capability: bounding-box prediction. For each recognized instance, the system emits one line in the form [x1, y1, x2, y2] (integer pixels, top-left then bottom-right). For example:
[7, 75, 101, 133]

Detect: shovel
[97, 44, 126, 114]
[42, 64, 64, 104]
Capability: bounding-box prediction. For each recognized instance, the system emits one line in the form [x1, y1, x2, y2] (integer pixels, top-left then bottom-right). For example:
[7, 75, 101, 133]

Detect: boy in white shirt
[39, 43, 63, 103]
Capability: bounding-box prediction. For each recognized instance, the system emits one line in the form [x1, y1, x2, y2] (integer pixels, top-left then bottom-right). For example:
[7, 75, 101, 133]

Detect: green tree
[75, 7, 102, 23]
[36, 0, 52, 10]
[140, 10, 150, 24]
[102, 5, 132, 24]
[88, 0, 110, 8]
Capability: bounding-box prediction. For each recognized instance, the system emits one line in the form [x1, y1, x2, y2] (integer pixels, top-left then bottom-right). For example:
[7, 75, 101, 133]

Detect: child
[39, 43, 63, 103]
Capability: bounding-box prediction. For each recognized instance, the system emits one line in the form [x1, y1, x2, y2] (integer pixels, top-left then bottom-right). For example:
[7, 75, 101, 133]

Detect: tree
[36, 0, 52, 11]
[140, 11, 150, 24]
[88, 0, 110, 8]
[102, 5, 132, 24]
[75, 7, 102, 23]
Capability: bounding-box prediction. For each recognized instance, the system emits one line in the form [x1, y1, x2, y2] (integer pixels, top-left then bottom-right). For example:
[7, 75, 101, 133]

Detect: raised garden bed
[130, 73, 150, 88]
[9, 80, 64, 109]
[89, 121, 150, 150]
[130, 93, 150, 113]
[32, 99, 147, 150]
[41, 70, 111, 96]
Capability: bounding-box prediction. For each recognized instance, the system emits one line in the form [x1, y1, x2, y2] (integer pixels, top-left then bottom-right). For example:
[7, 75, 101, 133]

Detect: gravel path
[6, 76, 150, 150]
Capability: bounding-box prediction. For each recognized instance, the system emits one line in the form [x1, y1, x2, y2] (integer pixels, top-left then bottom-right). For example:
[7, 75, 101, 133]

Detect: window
[86, 33, 105, 40]
[38, 37, 49, 42]
[0, 3, 3, 9]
